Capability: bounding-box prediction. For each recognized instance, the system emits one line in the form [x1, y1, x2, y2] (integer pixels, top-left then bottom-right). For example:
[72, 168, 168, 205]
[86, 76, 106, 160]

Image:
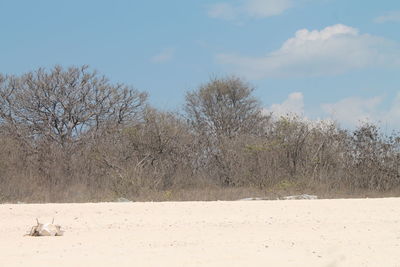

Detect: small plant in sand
[25, 218, 64, 237]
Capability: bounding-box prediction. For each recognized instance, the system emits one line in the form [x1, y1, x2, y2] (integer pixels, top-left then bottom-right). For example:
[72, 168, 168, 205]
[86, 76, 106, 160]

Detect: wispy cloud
[244, 0, 293, 18]
[374, 11, 400, 23]
[268, 91, 400, 129]
[208, 3, 237, 20]
[322, 96, 383, 127]
[217, 24, 400, 79]
[207, 0, 293, 21]
[265, 92, 305, 118]
[265, 92, 334, 128]
[322, 93, 400, 129]
[150, 48, 175, 63]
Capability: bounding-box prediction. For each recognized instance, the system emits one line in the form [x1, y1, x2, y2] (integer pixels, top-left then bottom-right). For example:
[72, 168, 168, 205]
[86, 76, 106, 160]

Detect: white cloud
[266, 92, 304, 117]
[217, 24, 400, 79]
[207, 0, 293, 20]
[322, 93, 400, 129]
[266, 91, 400, 130]
[321, 96, 383, 127]
[207, 3, 236, 20]
[387, 93, 400, 126]
[374, 11, 400, 23]
[243, 0, 293, 18]
[150, 48, 174, 63]
[265, 92, 335, 129]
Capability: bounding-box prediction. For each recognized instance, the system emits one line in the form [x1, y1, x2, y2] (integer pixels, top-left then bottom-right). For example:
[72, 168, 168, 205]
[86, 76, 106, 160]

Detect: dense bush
[1, 66, 400, 202]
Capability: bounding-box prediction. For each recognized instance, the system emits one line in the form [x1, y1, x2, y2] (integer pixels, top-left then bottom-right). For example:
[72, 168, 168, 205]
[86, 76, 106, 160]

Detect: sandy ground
[1, 198, 400, 267]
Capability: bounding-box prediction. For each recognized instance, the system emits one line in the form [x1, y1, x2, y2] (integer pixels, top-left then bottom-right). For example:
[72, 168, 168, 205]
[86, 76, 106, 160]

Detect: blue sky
[1, 0, 400, 129]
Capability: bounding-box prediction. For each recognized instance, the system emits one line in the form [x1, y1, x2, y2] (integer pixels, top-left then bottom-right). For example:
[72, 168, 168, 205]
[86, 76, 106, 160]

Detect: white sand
[1, 198, 399, 267]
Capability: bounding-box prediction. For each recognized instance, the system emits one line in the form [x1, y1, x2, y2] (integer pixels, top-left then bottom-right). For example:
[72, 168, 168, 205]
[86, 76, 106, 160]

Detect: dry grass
[1, 68, 400, 203]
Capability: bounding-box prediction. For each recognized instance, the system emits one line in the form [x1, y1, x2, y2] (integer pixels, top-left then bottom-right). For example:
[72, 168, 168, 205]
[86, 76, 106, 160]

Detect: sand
[1, 198, 399, 267]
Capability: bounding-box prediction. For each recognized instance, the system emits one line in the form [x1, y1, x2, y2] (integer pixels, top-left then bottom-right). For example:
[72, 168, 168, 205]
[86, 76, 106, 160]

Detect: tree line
[1, 65, 399, 202]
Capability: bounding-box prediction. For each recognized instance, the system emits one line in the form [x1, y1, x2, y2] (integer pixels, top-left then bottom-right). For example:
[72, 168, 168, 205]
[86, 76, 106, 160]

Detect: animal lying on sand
[25, 218, 64, 236]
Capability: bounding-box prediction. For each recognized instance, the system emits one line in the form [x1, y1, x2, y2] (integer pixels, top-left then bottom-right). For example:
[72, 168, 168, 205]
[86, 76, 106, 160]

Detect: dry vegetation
[1, 66, 400, 202]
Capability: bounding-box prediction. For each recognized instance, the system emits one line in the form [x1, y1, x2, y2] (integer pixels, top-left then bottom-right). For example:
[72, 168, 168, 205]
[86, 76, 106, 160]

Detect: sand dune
[1, 198, 399, 266]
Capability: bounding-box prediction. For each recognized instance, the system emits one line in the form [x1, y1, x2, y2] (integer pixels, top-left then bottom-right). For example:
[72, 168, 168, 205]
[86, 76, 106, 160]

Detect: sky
[1, 0, 400, 130]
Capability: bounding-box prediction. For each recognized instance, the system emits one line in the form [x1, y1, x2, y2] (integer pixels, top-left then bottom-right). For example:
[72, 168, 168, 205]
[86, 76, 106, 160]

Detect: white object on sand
[282, 194, 318, 200]
[26, 219, 64, 236]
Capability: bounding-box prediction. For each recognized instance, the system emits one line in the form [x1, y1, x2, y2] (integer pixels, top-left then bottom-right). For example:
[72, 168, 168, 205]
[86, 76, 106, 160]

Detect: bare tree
[185, 76, 268, 139]
[184, 76, 269, 185]
[0, 65, 147, 148]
